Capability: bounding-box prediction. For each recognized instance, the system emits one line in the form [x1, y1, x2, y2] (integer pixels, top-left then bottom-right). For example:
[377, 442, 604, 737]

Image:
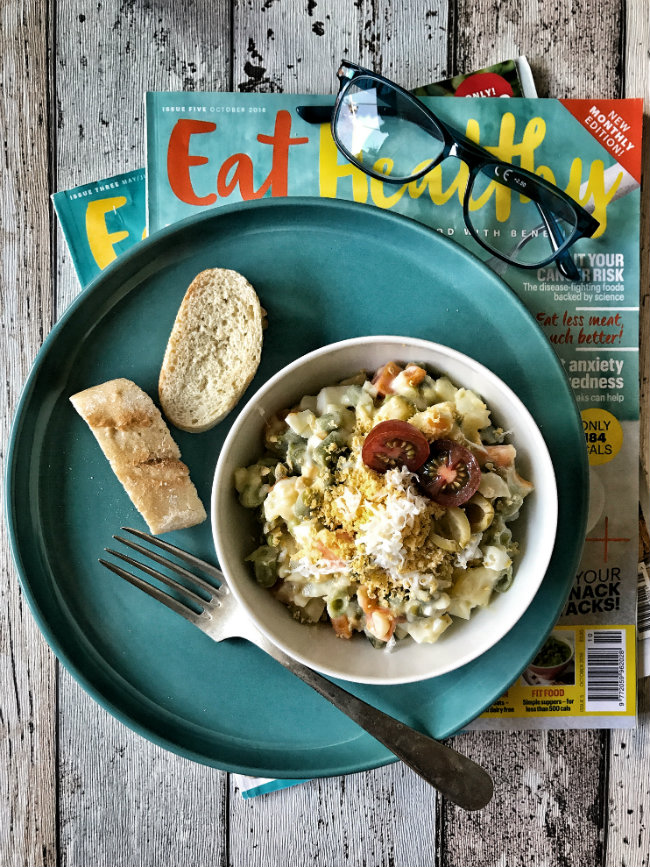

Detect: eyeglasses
[329, 61, 600, 280]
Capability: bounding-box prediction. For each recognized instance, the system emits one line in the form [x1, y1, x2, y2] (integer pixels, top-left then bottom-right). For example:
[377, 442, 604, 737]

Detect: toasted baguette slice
[158, 268, 263, 433]
[70, 378, 207, 535]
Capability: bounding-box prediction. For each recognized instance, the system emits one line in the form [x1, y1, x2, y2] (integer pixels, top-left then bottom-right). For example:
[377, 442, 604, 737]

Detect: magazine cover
[54, 61, 533, 290]
[412, 57, 535, 98]
[145, 92, 642, 732]
[52, 168, 146, 286]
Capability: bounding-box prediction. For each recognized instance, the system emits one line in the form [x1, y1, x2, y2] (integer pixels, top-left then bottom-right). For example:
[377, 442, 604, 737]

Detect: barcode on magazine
[638, 562, 650, 636]
[585, 630, 626, 712]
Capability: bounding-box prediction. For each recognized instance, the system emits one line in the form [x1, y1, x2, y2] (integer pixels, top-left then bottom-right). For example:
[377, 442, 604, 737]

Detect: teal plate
[6, 198, 588, 778]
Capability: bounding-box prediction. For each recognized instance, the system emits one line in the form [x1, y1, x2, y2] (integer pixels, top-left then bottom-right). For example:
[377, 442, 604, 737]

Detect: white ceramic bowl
[211, 336, 558, 685]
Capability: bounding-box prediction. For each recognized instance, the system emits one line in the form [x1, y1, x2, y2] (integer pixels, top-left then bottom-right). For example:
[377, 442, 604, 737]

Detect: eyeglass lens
[335, 76, 446, 181]
[468, 165, 579, 267]
[335, 72, 582, 269]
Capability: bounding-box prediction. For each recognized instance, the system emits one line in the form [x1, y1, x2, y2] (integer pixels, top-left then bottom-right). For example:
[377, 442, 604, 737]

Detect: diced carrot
[356, 585, 375, 615]
[314, 539, 347, 568]
[356, 586, 398, 641]
[367, 609, 397, 642]
[372, 361, 403, 396]
[480, 444, 517, 467]
[403, 364, 427, 387]
[331, 615, 353, 639]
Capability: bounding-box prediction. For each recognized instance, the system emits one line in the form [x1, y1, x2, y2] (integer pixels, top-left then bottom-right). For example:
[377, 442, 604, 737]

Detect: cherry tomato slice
[362, 420, 430, 473]
[417, 439, 481, 506]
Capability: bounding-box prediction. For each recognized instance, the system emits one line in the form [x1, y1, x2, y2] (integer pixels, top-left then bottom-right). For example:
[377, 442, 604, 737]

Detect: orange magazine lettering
[167, 112, 309, 205]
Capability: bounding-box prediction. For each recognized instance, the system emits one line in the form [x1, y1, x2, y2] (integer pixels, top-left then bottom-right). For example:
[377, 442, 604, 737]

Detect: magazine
[52, 169, 146, 285]
[638, 498, 650, 678]
[411, 57, 535, 98]
[145, 91, 642, 733]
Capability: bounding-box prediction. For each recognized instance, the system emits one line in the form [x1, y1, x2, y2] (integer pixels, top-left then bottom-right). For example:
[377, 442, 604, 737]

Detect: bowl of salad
[527, 633, 575, 680]
[211, 336, 558, 684]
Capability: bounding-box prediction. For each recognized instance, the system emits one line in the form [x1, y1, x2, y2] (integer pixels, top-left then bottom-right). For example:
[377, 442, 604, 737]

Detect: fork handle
[278, 656, 493, 810]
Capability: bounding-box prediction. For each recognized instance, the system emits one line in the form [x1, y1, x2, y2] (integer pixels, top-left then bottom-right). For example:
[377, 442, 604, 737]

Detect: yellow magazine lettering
[369, 158, 408, 208]
[422, 162, 469, 207]
[318, 123, 368, 202]
[565, 158, 621, 236]
[403, 159, 468, 207]
[407, 160, 435, 200]
[490, 114, 547, 175]
[85, 196, 129, 269]
[318, 109, 616, 231]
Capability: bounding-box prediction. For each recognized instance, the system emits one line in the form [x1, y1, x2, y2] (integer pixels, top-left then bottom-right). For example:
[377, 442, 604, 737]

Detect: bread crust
[70, 378, 207, 534]
[158, 268, 263, 432]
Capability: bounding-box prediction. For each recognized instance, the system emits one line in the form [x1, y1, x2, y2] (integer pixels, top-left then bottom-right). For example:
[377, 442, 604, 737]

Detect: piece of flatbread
[158, 268, 263, 432]
[70, 378, 206, 534]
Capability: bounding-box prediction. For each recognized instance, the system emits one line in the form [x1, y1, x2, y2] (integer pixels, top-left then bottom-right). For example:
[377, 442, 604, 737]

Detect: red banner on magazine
[561, 98, 643, 182]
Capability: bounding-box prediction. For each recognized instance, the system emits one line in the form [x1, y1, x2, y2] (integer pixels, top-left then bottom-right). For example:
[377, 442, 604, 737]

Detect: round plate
[6, 198, 588, 778]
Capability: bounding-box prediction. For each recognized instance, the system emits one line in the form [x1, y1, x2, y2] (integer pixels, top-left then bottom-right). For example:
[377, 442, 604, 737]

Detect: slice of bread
[158, 268, 263, 433]
[70, 378, 207, 535]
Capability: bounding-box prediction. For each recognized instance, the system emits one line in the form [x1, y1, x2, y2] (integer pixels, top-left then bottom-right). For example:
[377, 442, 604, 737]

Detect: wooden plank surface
[229, 765, 440, 867]
[2, 0, 649, 865]
[53, 3, 232, 866]
[1, 3, 57, 867]
[607, 682, 650, 867]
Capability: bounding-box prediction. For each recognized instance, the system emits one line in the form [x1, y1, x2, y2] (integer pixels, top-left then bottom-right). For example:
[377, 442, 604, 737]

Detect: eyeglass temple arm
[534, 201, 581, 280]
[296, 105, 335, 124]
[296, 103, 405, 124]
[489, 204, 581, 281]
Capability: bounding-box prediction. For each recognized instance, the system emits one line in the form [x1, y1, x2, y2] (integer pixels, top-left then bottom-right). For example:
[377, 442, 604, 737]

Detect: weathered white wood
[454, 0, 624, 99]
[230, 764, 439, 867]
[231, 0, 451, 95]
[438, 728, 607, 866]
[0, 2, 57, 867]
[58, 679, 228, 867]
[53, 3, 232, 865]
[606, 681, 650, 867]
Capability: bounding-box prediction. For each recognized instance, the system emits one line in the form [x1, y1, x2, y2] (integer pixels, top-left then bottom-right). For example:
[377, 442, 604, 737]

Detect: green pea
[312, 432, 342, 470]
[270, 428, 306, 460]
[316, 430, 349, 468]
[246, 546, 279, 588]
[239, 484, 267, 509]
[293, 491, 312, 519]
[406, 601, 423, 619]
[327, 595, 349, 617]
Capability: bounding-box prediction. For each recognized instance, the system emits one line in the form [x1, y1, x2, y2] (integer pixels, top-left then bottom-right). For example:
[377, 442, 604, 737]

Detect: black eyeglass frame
[331, 61, 600, 279]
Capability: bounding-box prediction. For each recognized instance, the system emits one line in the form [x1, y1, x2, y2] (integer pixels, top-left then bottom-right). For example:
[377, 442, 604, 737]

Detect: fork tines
[99, 527, 223, 623]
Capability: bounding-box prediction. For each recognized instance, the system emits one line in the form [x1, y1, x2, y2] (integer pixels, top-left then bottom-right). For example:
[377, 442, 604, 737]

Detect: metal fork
[100, 527, 494, 810]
